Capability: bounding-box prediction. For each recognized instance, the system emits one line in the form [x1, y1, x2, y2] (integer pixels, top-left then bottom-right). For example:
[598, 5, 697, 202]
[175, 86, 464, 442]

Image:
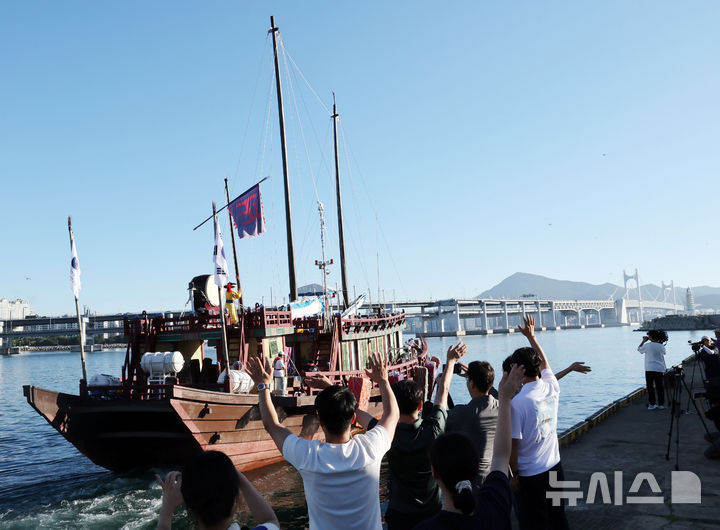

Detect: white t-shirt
[637, 342, 666, 372]
[273, 358, 285, 378]
[282, 425, 391, 530]
[511, 369, 561, 477]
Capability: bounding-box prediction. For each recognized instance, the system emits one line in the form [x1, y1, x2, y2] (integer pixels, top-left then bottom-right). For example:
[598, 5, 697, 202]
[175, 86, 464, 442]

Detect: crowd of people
[156, 315, 592, 530]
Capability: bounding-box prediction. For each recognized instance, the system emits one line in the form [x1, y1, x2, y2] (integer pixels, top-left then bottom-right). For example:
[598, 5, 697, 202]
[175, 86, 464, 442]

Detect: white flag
[213, 206, 229, 289]
[70, 234, 82, 299]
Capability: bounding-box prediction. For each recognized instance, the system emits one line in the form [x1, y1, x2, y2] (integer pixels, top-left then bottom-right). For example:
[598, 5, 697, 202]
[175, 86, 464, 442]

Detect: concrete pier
[557, 359, 720, 528]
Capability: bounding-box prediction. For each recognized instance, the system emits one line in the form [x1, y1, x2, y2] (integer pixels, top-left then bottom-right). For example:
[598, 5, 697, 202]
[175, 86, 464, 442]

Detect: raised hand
[304, 373, 333, 390]
[247, 355, 272, 385]
[446, 342, 467, 364]
[364, 352, 388, 384]
[517, 315, 535, 338]
[156, 471, 184, 514]
[570, 361, 591, 374]
[497, 364, 525, 401]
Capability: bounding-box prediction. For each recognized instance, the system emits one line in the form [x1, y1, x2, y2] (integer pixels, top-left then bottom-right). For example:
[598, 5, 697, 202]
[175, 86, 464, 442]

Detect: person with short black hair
[384, 343, 467, 530]
[247, 352, 398, 530]
[638, 330, 668, 410]
[155, 450, 279, 530]
[446, 359, 498, 487]
[510, 316, 569, 530]
[415, 364, 525, 530]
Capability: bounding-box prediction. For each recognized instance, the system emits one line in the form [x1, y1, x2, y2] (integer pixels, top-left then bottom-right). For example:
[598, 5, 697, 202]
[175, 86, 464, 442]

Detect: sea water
[0, 327, 708, 529]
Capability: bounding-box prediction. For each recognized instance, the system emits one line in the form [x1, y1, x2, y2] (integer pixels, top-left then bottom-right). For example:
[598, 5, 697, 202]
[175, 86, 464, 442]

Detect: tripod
[684, 348, 706, 413]
[665, 365, 716, 470]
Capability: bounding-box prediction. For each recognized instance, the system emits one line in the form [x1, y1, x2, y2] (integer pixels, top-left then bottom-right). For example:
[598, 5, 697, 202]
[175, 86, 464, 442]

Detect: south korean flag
[212, 202, 229, 289]
[70, 231, 82, 299]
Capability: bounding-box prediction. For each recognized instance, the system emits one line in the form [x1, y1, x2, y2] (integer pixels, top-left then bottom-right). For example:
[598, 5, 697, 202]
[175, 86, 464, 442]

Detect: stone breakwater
[641, 313, 720, 331]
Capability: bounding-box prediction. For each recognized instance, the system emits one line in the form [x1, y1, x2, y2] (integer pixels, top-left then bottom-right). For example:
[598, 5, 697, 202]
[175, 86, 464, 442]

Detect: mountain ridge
[477, 272, 720, 310]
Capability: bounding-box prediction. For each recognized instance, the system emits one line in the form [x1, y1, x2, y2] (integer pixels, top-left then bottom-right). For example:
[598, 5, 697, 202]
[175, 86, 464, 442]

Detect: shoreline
[3, 344, 126, 353]
[557, 352, 696, 447]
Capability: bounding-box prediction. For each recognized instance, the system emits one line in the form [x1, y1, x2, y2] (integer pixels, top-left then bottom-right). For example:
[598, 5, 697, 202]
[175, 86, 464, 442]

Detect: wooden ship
[23, 17, 430, 474]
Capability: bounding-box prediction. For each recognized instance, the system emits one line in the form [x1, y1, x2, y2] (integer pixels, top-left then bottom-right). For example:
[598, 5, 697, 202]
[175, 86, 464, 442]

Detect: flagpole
[193, 176, 269, 231]
[68, 217, 87, 383]
[213, 203, 232, 392]
[224, 177, 243, 306]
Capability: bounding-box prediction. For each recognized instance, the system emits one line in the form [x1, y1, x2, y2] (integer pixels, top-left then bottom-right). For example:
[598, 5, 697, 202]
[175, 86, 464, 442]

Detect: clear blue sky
[1, 1, 718, 316]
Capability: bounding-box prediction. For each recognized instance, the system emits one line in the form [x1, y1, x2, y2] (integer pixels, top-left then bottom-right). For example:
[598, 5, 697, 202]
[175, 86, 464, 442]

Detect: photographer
[638, 330, 668, 410]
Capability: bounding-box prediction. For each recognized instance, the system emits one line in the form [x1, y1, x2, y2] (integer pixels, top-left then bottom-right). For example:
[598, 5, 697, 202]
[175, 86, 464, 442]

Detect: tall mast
[269, 16, 298, 302]
[224, 177, 243, 306]
[331, 95, 350, 309]
[315, 202, 333, 329]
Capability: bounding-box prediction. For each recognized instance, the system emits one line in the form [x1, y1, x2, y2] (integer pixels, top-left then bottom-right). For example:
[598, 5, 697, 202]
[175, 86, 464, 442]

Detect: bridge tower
[623, 269, 644, 322]
[661, 280, 677, 312]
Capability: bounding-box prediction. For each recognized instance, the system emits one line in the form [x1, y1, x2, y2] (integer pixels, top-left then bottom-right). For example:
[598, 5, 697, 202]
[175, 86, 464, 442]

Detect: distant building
[686, 287, 695, 314]
[0, 299, 32, 320]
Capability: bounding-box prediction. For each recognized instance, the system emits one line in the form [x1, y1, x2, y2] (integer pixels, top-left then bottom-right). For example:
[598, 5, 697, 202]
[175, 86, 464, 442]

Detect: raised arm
[490, 364, 525, 476]
[517, 315, 550, 372]
[434, 343, 467, 408]
[365, 352, 399, 439]
[247, 355, 292, 451]
[155, 471, 183, 530]
[237, 471, 279, 527]
[555, 361, 592, 381]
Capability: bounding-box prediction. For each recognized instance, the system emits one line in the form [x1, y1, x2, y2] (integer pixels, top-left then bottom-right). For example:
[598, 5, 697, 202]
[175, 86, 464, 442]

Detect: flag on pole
[213, 202, 229, 289]
[70, 230, 82, 299]
[228, 183, 265, 239]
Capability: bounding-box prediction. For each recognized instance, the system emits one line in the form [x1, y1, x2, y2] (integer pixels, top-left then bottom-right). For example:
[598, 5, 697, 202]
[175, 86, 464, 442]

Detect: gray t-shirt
[446, 395, 499, 482]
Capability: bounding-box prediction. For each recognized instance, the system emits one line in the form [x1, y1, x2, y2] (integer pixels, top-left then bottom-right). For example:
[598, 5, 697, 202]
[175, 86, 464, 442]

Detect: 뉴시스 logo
[547, 470, 701, 505]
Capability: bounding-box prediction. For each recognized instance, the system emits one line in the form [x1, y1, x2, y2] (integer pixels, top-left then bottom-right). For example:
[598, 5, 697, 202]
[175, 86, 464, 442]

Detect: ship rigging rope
[281, 38, 326, 277]
[280, 37, 321, 203]
[230, 34, 272, 191]
[338, 119, 409, 300]
[280, 39, 332, 116]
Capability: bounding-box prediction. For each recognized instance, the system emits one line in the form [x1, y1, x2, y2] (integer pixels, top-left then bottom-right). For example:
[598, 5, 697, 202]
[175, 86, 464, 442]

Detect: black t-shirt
[413, 471, 511, 530]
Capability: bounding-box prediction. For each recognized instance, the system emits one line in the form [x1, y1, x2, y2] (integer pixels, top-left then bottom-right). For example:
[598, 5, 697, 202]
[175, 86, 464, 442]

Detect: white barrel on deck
[228, 370, 253, 393]
[140, 351, 185, 376]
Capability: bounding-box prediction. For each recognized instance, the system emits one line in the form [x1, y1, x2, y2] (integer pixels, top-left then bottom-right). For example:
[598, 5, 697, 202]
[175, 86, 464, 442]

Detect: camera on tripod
[688, 340, 704, 353]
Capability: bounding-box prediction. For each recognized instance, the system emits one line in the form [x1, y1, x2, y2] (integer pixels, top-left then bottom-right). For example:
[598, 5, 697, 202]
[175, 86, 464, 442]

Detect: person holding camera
[638, 330, 668, 410]
[445, 358, 499, 490]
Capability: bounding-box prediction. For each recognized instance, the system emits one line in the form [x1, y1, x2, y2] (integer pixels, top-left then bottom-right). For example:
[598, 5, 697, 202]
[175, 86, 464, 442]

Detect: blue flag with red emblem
[228, 183, 265, 238]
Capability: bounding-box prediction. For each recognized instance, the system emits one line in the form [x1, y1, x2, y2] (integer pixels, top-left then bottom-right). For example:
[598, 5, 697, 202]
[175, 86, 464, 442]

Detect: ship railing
[340, 312, 405, 334]
[248, 308, 293, 329]
[83, 381, 177, 400]
[303, 356, 420, 395]
[123, 313, 225, 335]
[293, 316, 325, 334]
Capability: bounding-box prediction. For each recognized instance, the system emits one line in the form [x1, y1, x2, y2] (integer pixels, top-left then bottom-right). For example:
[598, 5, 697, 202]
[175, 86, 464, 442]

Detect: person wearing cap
[272, 355, 286, 396]
[445, 358, 498, 489]
[225, 283, 240, 325]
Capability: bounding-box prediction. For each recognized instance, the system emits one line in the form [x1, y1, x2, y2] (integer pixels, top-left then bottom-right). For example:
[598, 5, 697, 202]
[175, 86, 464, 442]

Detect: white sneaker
[656, 405, 665, 410]
[648, 404, 657, 410]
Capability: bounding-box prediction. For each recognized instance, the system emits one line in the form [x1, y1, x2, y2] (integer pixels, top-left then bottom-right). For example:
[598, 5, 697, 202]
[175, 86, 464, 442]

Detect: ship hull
[23, 384, 383, 473]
